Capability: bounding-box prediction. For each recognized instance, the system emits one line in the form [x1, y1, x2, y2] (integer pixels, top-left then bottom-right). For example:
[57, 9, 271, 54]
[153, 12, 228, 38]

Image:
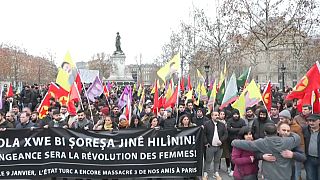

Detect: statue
[115, 32, 122, 53]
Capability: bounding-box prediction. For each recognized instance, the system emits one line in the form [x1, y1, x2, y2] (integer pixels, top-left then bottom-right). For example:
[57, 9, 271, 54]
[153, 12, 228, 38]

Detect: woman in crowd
[149, 116, 160, 129]
[93, 115, 118, 131]
[129, 115, 144, 128]
[178, 114, 196, 128]
[231, 126, 259, 180]
[118, 114, 129, 129]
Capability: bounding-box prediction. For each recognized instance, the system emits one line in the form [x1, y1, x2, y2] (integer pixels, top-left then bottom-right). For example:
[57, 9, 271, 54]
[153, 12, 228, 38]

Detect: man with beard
[71, 110, 93, 130]
[59, 105, 69, 123]
[226, 109, 246, 176]
[192, 107, 209, 127]
[251, 108, 274, 139]
[244, 107, 256, 129]
[294, 104, 312, 127]
[110, 106, 121, 124]
[5, 112, 16, 128]
[44, 110, 68, 128]
[31, 111, 45, 128]
[0, 112, 14, 129]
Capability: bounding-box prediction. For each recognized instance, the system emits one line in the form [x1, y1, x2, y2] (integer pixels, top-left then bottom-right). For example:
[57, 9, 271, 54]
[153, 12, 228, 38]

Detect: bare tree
[88, 52, 113, 80]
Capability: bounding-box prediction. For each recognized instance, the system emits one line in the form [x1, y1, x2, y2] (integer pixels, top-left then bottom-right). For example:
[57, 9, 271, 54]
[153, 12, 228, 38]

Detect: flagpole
[73, 82, 84, 110]
[175, 77, 181, 125]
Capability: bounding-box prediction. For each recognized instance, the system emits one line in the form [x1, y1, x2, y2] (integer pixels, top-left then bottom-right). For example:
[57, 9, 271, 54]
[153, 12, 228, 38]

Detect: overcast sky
[0, 0, 216, 65]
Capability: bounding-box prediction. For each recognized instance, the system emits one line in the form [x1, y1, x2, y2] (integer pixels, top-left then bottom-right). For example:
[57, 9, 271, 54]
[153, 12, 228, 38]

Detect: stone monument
[106, 32, 134, 85]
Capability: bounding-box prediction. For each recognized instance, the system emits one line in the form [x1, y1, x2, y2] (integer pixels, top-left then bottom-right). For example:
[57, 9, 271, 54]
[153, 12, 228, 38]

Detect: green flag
[216, 79, 225, 105]
[237, 67, 251, 88]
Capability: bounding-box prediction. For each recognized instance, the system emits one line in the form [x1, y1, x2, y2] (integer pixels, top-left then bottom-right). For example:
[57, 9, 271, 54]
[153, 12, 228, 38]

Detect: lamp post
[280, 63, 286, 92]
[204, 62, 210, 89]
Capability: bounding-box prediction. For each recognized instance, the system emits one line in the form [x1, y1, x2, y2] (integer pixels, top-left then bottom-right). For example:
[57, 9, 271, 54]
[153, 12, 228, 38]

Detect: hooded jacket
[232, 133, 301, 180]
[251, 109, 274, 139]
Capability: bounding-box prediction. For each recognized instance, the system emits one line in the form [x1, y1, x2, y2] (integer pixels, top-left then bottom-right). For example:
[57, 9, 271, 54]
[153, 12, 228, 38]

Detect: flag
[118, 86, 131, 109]
[216, 79, 225, 105]
[37, 91, 52, 119]
[75, 72, 82, 94]
[47, 82, 69, 106]
[137, 84, 142, 97]
[164, 86, 178, 108]
[164, 80, 173, 101]
[6, 83, 13, 97]
[286, 62, 320, 100]
[262, 81, 272, 112]
[69, 82, 81, 103]
[296, 90, 320, 113]
[187, 74, 192, 91]
[232, 80, 262, 117]
[185, 89, 193, 104]
[124, 87, 132, 124]
[157, 53, 180, 82]
[56, 52, 77, 92]
[153, 79, 159, 113]
[86, 76, 103, 102]
[103, 84, 109, 98]
[138, 88, 145, 112]
[237, 67, 251, 88]
[219, 61, 227, 88]
[180, 77, 185, 91]
[220, 73, 238, 109]
[200, 83, 208, 101]
[197, 69, 205, 83]
[208, 80, 217, 111]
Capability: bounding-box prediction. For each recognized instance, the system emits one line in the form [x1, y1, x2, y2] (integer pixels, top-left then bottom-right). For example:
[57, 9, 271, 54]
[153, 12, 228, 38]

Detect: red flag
[37, 91, 52, 119]
[6, 83, 13, 97]
[286, 62, 320, 100]
[180, 77, 185, 92]
[164, 86, 178, 108]
[75, 73, 82, 94]
[103, 84, 109, 98]
[262, 81, 272, 112]
[153, 80, 159, 113]
[69, 82, 81, 102]
[312, 90, 320, 113]
[187, 75, 192, 91]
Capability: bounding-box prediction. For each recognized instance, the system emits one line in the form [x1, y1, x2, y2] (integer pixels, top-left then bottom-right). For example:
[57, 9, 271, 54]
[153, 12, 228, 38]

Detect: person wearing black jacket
[44, 110, 68, 128]
[203, 109, 228, 179]
[192, 107, 209, 127]
[226, 109, 246, 176]
[251, 108, 274, 139]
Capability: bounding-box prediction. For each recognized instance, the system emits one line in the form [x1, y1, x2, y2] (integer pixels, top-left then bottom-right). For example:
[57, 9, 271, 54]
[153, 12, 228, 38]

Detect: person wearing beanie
[159, 107, 176, 129]
[226, 108, 246, 176]
[279, 109, 305, 180]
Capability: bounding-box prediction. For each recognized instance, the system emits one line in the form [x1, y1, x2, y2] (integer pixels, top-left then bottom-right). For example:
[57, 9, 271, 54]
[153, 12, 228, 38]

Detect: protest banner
[0, 127, 203, 179]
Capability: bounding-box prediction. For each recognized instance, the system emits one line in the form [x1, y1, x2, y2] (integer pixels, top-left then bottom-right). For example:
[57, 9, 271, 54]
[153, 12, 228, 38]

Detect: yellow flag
[157, 53, 180, 82]
[138, 88, 145, 112]
[151, 80, 159, 94]
[185, 89, 193, 103]
[208, 80, 217, 110]
[197, 69, 205, 83]
[232, 80, 262, 117]
[165, 81, 173, 100]
[137, 84, 142, 97]
[200, 83, 208, 101]
[56, 52, 77, 91]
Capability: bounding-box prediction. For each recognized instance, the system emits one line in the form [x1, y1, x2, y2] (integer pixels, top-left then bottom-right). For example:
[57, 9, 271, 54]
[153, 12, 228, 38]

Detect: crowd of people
[0, 83, 319, 180]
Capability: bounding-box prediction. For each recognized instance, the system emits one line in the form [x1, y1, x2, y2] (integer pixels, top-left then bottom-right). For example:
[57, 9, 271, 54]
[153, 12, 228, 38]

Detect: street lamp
[280, 63, 286, 92]
[204, 62, 210, 88]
